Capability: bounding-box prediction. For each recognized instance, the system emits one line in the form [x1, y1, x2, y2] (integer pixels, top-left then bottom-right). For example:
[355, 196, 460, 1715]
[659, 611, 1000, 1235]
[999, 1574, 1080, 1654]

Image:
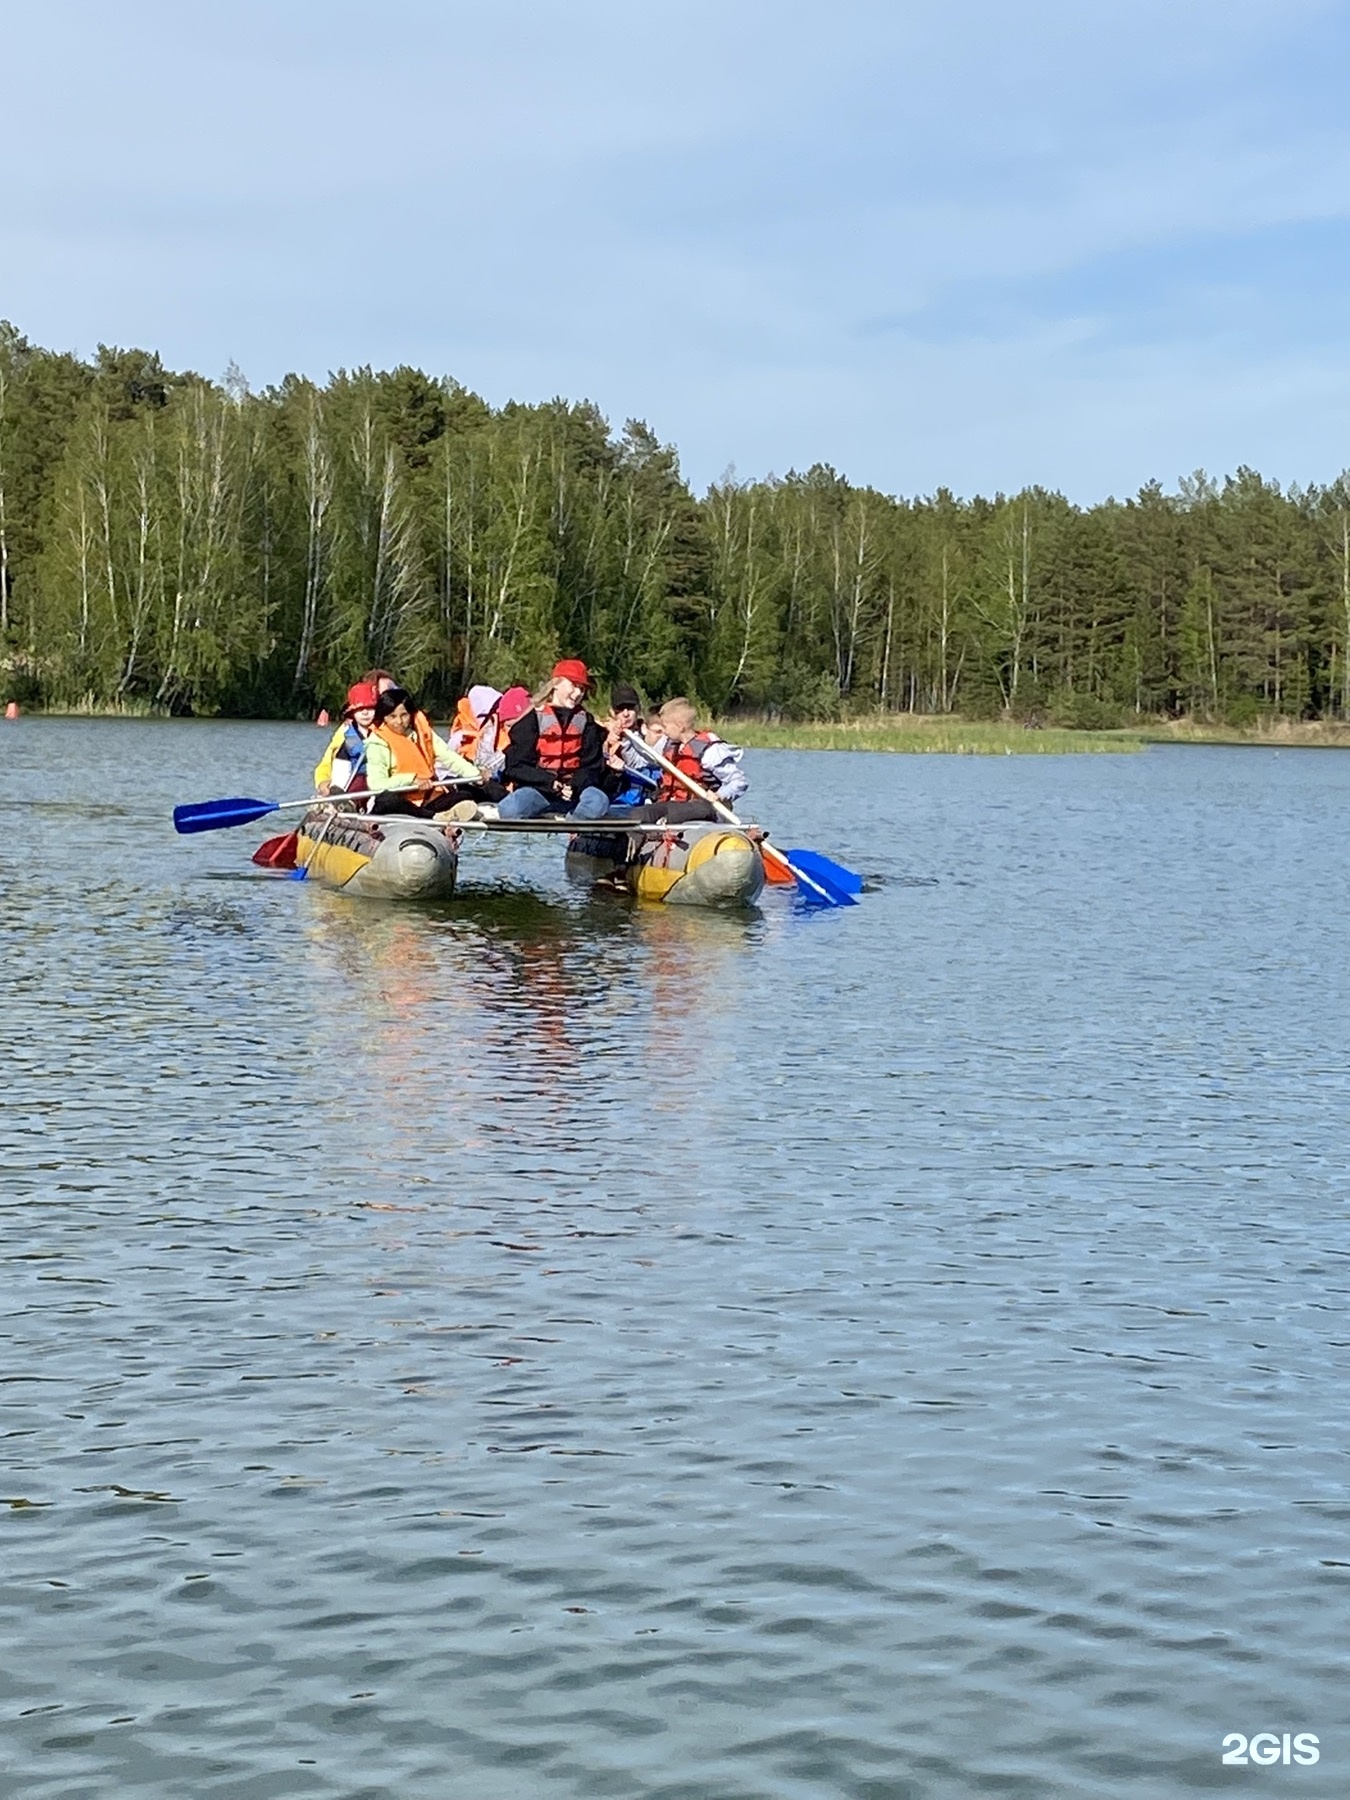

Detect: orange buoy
[316, 709, 330, 727]
[4, 702, 18, 720]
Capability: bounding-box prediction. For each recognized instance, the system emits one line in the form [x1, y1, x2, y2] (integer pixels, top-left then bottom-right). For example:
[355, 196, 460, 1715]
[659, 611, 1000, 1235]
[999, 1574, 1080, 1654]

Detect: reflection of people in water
[298, 881, 757, 1177]
[299, 908, 489, 1170]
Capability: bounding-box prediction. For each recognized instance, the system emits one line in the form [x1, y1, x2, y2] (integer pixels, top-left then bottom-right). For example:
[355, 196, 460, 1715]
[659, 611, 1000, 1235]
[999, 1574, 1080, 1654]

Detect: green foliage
[1045, 693, 1129, 730]
[8, 324, 1350, 724]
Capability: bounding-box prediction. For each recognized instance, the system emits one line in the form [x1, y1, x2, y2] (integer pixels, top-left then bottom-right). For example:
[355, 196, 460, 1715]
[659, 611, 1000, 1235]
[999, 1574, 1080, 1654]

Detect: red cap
[551, 658, 590, 689]
[345, 681, 378, 713]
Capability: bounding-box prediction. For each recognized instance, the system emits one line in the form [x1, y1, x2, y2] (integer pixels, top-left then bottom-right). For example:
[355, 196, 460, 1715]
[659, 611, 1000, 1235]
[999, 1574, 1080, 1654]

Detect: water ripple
[1, 723, 1348, 1796]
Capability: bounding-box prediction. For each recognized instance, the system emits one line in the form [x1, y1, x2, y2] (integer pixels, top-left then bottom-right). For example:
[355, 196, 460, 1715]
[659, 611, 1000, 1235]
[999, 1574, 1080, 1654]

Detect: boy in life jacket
[496, 660, 610, 821]
[314, 682, 379, 794]
[646, 697, 748, 821]
[365, 686, 480, 816]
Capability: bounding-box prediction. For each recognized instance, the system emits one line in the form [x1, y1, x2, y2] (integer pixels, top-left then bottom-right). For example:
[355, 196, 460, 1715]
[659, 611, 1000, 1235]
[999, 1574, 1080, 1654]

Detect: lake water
[3, 720, 1348, 1799]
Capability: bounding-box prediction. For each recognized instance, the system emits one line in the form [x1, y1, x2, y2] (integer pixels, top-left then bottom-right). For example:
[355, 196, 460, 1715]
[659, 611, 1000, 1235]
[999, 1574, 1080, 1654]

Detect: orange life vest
[449, 695, 481, 759]
[657, 731, 720, 802]
[534, 705, 589, 779]
[452, 698, 508, 768]
[374, 715, 444, 801]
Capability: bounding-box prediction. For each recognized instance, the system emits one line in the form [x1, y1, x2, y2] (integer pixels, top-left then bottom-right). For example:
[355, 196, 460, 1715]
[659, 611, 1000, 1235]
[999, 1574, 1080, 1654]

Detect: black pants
[622, 799, 720, 825]
[371, 778, 506, 819]
[370, 793, 445, 819]
[456, 779, 509, 805]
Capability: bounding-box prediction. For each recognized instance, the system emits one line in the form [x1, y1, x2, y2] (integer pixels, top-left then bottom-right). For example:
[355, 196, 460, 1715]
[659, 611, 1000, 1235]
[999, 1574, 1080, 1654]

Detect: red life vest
[657, 731, 721, 802]
[534, 705, 589, 779]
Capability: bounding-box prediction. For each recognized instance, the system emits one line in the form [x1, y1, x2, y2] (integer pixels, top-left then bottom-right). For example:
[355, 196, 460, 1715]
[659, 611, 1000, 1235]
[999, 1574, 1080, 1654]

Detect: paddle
[785, 846, 864, 898]
[176, 792, 684, 840]
[622, 731, 858, 907]
[173, 783, 444, 835]
[252, 830, 299, 869]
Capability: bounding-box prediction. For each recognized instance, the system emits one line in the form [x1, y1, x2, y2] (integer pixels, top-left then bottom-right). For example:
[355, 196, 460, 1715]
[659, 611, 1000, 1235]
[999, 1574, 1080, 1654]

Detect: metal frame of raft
[452, 818, 730, 834]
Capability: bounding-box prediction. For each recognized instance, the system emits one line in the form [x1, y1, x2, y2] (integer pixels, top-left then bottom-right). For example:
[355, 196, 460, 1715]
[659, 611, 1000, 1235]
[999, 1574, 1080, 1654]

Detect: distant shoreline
[17, 707, 1350, 754]
[724, 715, 1350, 755]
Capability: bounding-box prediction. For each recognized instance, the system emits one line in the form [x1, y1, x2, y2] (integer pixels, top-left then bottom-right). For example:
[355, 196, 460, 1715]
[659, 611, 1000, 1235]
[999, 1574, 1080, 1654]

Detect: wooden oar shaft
[621, 730, 743, 823]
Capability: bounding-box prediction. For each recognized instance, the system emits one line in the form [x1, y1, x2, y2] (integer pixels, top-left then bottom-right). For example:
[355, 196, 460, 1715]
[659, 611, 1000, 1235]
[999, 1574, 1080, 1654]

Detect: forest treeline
[4, 319, 1350, 725]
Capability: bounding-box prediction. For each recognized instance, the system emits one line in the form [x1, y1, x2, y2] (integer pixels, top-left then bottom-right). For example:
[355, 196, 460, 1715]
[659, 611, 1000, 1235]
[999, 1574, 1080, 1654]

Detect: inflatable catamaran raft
[289, 810, 766, 905]
[173, 788, 858, 908]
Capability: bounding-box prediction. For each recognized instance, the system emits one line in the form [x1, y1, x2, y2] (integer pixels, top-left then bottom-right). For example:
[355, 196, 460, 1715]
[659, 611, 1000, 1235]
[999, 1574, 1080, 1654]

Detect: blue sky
[6, 0, 1350, 500]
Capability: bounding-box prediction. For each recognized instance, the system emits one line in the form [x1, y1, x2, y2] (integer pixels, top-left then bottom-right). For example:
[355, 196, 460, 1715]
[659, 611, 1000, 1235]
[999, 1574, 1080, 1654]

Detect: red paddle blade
[252, 830, 299, 869]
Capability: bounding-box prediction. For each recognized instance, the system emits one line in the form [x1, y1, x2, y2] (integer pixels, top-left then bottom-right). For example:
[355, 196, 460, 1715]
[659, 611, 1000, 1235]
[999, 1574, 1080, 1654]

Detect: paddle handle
[620, 730, 834, 902]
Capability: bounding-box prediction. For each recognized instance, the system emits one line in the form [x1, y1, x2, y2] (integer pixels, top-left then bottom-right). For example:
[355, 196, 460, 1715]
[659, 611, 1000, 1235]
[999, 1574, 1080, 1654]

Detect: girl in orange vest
[366, 687, 479, 817]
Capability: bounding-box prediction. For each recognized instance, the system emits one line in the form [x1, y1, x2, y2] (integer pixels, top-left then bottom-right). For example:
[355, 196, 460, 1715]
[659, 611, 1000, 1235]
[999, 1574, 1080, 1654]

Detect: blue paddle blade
[173, 795, 280, 834]
[788, 862, 856, 906]
[787, 848, 863, 900]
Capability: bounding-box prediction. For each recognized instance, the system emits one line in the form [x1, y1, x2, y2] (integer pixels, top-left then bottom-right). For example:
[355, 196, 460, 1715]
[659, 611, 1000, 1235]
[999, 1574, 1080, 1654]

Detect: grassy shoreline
[1132, 717, 1350, 748]
[725, 718, 1137, 754]
[721, 714, 1350, 754]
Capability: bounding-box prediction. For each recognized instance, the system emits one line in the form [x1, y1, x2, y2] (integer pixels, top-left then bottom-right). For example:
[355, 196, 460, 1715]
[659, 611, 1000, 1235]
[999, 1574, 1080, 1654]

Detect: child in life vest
[448, 685, 502, 759]
[365, 687, 480, 816]
[641, 697, 747, 821]
[496, 660, 611, 821]
[478, 686, 532, 784]
[602, 683, 660, 806]
[314, 682, 379, 794]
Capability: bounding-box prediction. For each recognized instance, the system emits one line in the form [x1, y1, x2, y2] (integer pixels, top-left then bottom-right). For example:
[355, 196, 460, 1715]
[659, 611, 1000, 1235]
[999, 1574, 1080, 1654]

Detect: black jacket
[504, 706, 608, 799]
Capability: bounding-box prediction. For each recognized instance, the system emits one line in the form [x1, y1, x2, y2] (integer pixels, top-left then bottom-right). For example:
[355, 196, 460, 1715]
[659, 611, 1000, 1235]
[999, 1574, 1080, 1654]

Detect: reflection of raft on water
[295, 809, 459, 900]
[565, 822, 765, 908]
